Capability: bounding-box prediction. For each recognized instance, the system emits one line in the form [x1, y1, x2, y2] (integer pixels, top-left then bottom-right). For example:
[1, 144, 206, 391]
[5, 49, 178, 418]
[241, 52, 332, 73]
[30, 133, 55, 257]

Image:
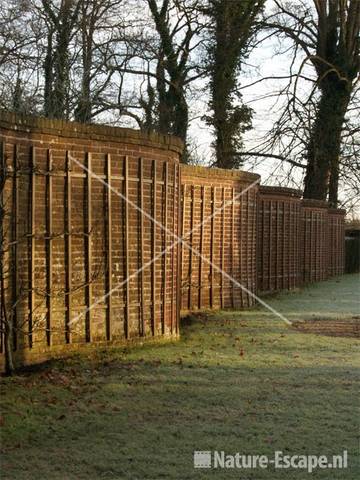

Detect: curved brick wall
[257, 186, 302, 292]
[0, 110, 347, 369]
[301, 199, 329, 283]
[180, 165, 260, 311]
[328, 208, 346, 277]
[0, 111, 182, 367]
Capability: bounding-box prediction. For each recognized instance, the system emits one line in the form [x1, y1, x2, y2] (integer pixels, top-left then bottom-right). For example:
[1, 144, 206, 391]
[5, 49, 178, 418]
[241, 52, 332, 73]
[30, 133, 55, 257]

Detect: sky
[185, 5, 359, 217]
[188, 29, 307, 189]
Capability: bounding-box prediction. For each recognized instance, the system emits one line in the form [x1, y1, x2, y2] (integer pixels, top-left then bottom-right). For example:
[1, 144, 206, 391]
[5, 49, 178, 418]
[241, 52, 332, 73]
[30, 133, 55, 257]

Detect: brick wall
[257, 186, 302, 292]
[180, 165, 260, 310]
[0, 111, 182, 368]
[300, 199, 329, 283]
[328, 208, 346, 277]
[257, 192, 346, 293]
[0, 111, 347, 369]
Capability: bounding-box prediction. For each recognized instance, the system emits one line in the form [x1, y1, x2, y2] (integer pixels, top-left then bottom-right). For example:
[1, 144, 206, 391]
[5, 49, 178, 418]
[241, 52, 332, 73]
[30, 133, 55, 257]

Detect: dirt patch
[293, 318, 360, 338]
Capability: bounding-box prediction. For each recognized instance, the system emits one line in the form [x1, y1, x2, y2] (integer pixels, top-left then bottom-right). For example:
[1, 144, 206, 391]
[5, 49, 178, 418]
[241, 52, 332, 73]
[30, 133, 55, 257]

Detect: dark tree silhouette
[267, 0, 360, 206]
[204, 0, 265, 169]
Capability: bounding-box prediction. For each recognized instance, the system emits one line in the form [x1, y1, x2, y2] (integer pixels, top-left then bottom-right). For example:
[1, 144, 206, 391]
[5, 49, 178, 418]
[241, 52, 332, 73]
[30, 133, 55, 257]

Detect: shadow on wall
[0, 111, 348, 370]
[345, 227, 360, 273]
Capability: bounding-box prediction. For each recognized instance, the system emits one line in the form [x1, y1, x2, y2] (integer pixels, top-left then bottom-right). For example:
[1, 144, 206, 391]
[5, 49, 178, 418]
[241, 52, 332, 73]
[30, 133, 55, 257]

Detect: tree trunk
[172, 88, 188, 146]
[44, 30, 54, 117]
[214, 122, 233, 169]
[303, 80, 350, 204]
[211, 1, 234, 169]
[205, 0, 258, 170]
[156, 55, 172, 135]
[75, 46, 93, 123]
[176, 109, 189, 163]
[212, 50, 232, 169]
[156, 64, 189, 162]
[328, 159, 340, 207]
[75, 12, 94, 124]
[52, 27, 71, 119]
[213, 89, 233, 169]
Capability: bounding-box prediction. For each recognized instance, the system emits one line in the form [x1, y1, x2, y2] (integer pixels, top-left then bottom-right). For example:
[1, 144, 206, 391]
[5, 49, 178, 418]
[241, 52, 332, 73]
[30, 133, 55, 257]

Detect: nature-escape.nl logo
[193, 450, 348, 473]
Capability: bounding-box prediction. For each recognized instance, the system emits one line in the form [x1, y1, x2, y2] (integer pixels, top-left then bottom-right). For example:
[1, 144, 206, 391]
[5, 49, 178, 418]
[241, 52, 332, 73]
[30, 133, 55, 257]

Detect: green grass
[1, 274, 359, 480]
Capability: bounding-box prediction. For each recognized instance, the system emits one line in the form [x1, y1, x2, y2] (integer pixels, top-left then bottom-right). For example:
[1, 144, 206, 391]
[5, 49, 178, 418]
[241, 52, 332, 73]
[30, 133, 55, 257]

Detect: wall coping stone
[328, 208, 346, 216]
[181, 164, 260, 183]
[301, 198, 329, 209]
[259, 185, 302, 198]
[0, 110, 184, 154]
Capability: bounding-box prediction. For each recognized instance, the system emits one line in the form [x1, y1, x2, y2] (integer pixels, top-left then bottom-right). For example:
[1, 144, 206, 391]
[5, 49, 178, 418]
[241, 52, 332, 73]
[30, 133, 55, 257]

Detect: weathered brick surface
[257, 186, 302, 292]
[0, 111, 181, 368]
[0, 111, 346, 368]
[180, 165, 260, 310]
[258, 193, 346, 291]
[300, 199, 329, 283]
[327, 208, 346, 277]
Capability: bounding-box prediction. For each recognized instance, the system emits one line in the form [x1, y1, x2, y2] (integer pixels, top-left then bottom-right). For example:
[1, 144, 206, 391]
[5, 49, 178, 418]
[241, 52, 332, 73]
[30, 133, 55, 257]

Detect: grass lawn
[1, 274, 359, 479]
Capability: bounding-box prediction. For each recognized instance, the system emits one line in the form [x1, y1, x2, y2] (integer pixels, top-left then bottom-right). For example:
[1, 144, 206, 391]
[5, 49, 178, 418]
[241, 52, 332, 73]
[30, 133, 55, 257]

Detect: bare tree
[41, 0, 82, 119]
[146, 0, 205, 160]
[0, 0, 44, 114]
[265, 0, 360, 206]
[74, 0, 124, 123]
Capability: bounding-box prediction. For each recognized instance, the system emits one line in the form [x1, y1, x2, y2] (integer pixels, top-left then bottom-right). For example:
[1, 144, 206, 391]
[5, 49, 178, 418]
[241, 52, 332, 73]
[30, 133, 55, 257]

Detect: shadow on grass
[1, 314, 359, 480]
[2, 271, 359, 479]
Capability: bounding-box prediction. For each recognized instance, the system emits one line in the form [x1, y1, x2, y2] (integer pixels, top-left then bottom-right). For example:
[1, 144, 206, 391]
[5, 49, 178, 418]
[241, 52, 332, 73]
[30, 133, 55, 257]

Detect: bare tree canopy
[262, 0, 360, 207]
[0, 0, 359, 206]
